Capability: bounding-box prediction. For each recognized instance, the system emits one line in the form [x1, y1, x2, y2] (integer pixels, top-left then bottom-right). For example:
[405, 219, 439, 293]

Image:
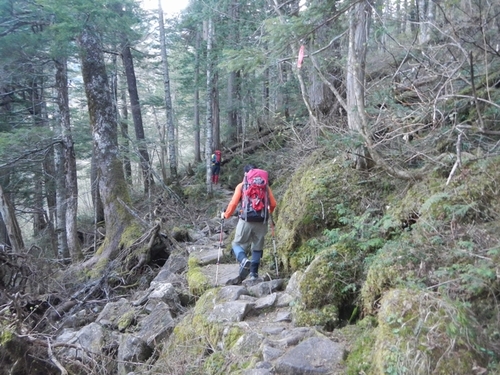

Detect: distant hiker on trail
[211, 150, 222, 184]
[221, 164, 277, 283]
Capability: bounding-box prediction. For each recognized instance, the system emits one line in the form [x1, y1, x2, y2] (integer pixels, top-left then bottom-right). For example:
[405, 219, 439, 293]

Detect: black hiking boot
[239, 258, 251, 280]
[225, 275, 241, 285]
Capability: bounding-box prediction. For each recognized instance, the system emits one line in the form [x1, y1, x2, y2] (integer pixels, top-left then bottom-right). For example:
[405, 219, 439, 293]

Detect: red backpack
[212, 150, 221, 164]
[241, 168, 269, 222]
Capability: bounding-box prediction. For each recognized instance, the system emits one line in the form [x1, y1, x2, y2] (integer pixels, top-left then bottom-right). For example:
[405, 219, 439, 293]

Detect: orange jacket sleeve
[223, 182, 243, 219]
[267, 187, 277, 214]
[223, 182, 277, 219]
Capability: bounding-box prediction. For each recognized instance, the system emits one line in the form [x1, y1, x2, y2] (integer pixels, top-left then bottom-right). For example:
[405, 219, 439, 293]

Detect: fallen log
[221, 131, 279, 165]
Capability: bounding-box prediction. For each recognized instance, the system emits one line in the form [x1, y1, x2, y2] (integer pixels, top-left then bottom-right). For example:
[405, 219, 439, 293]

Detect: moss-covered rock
[148, 292, 224, 373]
[171, 226, 190, 242]
[361, 157, 500, 314]
[292, 302, 339, 329]
[187, 256, 211, 296]
[0, 326, 25, 358]
[278, 156, 344, 247]
[345, 317, 378, 375]
[0, 324, 52, 374]
[117, 310, 136, 332]
[371, 288, 489, 375]
[275, 150, 374, 272]
[299, 244, 363, 310]
[289, 242, 376, 328]
[361, 239, 418, 315]
[300, 251, 340, 309]
[147, 288, 247, 375]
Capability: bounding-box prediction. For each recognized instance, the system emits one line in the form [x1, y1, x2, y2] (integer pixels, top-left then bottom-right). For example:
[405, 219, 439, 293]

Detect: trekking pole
[215, 214, 224, 285]
[270, 215, 279, 277]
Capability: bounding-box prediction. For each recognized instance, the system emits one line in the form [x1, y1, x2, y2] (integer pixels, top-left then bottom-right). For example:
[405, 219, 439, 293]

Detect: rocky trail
[181, 186, 348, 374]
[49, 185, 348, 374]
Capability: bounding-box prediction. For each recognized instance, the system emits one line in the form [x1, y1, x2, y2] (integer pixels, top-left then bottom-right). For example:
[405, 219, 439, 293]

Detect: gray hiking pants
[232, 219, 268, 263]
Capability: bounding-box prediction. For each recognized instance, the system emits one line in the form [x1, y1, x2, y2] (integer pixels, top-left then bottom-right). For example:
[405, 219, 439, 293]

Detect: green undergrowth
[355, 156, 500, 372]
[292, 233, 383, 328]
[274, 149, 397, 273]
[345, 317, 378, 375]
[276, 152, 500, 371]
[387, 155, 500, 231]
[281, 186, 392, 328]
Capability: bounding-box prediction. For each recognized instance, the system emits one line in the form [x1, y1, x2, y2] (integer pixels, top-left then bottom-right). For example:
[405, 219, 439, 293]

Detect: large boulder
[349, 288, 490, 375]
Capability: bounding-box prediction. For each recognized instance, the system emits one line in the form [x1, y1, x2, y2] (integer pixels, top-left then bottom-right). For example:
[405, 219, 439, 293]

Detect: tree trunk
[271, 0, 318, 137]
[0, 184, 24, 252]
[91, 149, 105, 224]
[54, 142, 69, 260]
[227, 0, 240, 144]
[417, 0, 434, 45]
[205, 17, 214, 194]
[346, 0, 374, 170]
[153, 98, 169, 182]
[344, 0, 428, 180]
[158, 0, 178, 179]
[262, 67, 269, 125]
[33, 170, 46, 236]
[212, 72, 220, 151]
[193, 29, 202, 164]
[228, 71, 238, 143]
[55, 58, 81, 261]
[43, 153, 58, 256]
[31, 80, 57, 251]
[78, 26, 136, 270]
[277, 63, 290, 121]
[32, 82, 48, 238]
[119, 78, 132, 182]
[121, 43, 154, 194]
[110, 54, 132, 183]
[0, 213, 9, 248]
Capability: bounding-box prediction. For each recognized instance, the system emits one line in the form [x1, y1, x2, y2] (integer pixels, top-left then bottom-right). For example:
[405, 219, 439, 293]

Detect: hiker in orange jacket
[222, 164, 277, 283]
